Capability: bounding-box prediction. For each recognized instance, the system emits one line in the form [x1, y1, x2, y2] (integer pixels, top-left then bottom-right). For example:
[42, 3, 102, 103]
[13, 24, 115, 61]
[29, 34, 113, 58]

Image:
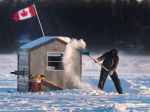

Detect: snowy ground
[0, 54, 150, 112]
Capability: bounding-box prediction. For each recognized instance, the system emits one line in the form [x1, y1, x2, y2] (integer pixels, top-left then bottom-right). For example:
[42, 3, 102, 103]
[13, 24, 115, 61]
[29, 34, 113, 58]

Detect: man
[94, 48, 123, 94]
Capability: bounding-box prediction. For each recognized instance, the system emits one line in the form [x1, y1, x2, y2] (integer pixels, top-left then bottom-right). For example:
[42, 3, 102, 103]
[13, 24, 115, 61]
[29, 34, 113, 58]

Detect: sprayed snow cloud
[63, 38, 92, 90]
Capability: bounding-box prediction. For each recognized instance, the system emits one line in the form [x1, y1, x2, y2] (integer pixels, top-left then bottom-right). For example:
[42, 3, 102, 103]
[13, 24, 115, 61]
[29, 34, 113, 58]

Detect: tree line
[0, 0, 150, 54]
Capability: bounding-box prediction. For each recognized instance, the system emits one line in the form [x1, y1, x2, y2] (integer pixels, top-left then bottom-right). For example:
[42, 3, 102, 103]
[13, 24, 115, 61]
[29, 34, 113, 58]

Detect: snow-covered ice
[0, 54, 150, 111]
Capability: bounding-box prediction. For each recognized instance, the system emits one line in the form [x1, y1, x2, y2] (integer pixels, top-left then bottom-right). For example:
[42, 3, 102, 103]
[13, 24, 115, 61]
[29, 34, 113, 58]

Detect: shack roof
[20, 36, 71, 49]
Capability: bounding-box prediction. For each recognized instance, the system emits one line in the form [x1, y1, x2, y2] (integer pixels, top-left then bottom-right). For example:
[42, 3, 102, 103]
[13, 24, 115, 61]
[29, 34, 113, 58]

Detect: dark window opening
[47, 53, 64, 70]
[48, 56, 62, 61]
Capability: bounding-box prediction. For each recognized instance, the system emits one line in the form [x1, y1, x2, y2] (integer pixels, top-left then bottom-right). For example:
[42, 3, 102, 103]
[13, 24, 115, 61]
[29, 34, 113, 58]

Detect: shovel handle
[88, 55, 113, 75]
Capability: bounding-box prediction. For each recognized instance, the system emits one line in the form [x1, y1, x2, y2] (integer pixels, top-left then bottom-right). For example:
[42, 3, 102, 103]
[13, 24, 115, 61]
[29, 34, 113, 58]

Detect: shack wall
[30, 40, 67, 88]
[30, 40, 66, 75]
[18, 49, 29, 92]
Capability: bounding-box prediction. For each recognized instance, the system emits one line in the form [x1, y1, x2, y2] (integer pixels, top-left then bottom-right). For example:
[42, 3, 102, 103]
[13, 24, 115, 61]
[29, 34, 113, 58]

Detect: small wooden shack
[12, 36, 82, 92]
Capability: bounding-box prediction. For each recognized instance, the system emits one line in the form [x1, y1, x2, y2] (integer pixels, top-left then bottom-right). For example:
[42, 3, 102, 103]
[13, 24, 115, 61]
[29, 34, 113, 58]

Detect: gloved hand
[94, 59, 99, 63]
[108, 69, 113, 75]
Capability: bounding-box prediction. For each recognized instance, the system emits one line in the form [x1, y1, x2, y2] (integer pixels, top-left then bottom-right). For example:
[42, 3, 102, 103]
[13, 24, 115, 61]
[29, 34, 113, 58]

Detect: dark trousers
[98, 69, 123, 94]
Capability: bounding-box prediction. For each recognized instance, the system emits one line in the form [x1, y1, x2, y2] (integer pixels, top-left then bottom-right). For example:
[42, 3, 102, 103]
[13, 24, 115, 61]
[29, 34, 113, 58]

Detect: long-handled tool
[82, 51, 113, 75]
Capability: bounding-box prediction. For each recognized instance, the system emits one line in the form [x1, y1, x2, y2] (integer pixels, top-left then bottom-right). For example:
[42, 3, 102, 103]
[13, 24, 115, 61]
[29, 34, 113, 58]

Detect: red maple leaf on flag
[12, 5, 36, 22]
[21, 10, 28, 17]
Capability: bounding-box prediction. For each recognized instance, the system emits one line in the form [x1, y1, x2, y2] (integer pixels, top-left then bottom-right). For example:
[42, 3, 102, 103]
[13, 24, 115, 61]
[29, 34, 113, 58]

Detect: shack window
[47, 52, 64, 70]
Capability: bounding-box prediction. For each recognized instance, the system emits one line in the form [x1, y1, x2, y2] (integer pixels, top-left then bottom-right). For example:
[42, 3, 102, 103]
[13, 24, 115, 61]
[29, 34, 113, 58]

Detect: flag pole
[33, 3, 45, 37]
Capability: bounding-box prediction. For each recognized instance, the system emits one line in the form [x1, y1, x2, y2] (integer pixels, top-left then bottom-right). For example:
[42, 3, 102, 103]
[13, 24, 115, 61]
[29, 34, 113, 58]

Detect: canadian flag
[12, 5, 36, 22]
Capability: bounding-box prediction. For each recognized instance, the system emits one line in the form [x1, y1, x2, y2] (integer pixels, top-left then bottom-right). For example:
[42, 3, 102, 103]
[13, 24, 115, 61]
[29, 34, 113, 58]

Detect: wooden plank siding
[18, 50, 29, 92]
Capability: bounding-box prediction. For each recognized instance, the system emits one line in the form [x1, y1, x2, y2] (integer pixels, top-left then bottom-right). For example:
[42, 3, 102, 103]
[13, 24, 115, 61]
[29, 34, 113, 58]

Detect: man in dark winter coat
[94, 48, 123, 94]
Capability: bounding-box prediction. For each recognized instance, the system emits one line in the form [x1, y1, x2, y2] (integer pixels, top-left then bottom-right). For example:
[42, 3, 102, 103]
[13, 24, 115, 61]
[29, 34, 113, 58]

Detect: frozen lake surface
[0, 54, 150, 111]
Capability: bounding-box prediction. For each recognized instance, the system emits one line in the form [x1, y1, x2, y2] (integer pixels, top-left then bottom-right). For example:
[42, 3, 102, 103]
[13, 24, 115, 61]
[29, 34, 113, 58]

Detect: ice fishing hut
[11, 36, 82, 92]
